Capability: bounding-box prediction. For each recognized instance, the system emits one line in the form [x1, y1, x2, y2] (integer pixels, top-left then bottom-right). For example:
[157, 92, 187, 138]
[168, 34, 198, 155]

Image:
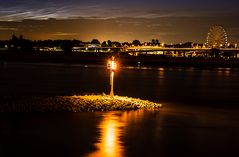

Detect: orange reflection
[85, 112, 125, 157]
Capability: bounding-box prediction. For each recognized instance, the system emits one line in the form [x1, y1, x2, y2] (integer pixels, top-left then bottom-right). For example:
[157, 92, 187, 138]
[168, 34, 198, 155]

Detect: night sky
[0, 0, 239, 43]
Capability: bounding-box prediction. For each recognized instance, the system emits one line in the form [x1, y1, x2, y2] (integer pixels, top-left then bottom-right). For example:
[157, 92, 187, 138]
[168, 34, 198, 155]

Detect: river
[0, 62, 239, 157]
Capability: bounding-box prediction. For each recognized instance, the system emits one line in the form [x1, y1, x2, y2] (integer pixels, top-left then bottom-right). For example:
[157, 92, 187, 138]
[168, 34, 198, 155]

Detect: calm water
[1, 62, 239, 157]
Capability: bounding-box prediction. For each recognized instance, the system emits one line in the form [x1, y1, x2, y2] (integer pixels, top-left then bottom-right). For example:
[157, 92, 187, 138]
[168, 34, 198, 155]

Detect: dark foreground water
[1, 62, 239, 157]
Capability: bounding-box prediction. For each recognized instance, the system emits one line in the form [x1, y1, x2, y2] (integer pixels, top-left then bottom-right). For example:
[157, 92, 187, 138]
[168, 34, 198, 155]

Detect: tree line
[0, 35, 200, 54]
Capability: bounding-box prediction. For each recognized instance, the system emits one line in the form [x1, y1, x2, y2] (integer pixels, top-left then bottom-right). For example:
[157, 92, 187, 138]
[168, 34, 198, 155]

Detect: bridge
[121, 46, 239, 58]
[125, 47, 210, 52]
[125, 46, 239, 52]
[72, 46, 239, 52]
[69, 46, 239, 58]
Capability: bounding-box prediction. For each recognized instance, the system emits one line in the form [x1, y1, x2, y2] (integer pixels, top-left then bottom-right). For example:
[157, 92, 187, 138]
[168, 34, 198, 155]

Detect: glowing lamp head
[111, 61, 116, 70]
[107, 59, 117, 70]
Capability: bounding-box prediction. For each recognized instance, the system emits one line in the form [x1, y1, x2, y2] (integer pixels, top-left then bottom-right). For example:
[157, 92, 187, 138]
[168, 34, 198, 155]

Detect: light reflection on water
[1, 105, 239, 157]
[85, 112, 125, 157]
[85, 110, 147, 157]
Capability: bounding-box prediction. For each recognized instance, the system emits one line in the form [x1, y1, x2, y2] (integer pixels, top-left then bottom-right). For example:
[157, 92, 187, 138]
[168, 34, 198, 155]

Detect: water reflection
[85, 112, 125, 157]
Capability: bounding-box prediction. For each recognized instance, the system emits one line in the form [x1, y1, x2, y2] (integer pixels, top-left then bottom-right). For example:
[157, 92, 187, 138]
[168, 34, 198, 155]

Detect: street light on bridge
[107, 56, 116, 98]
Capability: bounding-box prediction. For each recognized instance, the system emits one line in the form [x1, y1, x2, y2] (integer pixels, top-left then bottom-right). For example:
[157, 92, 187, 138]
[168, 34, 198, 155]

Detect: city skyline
[0, 0, 239, 43]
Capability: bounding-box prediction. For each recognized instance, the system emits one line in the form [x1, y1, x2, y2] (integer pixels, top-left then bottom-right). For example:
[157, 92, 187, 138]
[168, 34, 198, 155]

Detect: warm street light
[107, 56, 116, 98]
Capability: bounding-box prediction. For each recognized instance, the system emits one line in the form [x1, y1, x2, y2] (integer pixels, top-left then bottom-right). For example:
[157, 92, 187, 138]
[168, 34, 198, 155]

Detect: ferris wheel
[206, 25, 228, 48]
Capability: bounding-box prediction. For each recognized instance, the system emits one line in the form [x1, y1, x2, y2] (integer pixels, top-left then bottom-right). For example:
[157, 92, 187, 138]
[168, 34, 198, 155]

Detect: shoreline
[1, 52, 239, 68]
[0, 95, 162, 112]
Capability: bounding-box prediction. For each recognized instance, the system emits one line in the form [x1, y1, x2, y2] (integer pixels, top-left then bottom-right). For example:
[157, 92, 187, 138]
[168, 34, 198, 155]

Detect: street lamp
[107, 56, 116, 98]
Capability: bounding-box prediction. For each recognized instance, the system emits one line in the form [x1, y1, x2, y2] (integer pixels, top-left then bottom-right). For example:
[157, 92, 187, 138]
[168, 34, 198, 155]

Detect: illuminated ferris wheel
[206, 25, 228, 48]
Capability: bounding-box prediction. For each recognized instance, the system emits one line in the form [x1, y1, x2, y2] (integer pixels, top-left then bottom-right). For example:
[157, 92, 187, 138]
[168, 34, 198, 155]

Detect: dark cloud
[1, 15, 239, 44]
[0, 0, 238, 43]
[1, 0, 238, 20]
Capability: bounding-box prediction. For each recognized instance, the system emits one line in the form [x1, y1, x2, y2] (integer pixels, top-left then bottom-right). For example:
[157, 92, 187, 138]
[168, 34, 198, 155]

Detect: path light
[107, 56, 116, 98]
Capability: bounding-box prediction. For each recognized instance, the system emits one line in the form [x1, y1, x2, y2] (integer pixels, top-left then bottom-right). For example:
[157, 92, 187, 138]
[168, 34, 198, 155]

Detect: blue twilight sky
[0, 0, 239, 43]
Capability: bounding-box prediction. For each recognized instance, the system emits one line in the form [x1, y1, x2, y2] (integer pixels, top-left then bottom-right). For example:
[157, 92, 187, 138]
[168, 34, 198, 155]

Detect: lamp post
[107, 56, 116, 98]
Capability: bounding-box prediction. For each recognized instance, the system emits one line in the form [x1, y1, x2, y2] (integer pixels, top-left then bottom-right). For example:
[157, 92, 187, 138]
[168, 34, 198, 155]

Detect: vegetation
[132, 40, 141, 46]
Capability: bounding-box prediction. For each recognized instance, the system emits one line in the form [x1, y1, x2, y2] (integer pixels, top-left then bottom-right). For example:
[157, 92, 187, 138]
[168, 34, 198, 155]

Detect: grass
[0, 94, 162, 112]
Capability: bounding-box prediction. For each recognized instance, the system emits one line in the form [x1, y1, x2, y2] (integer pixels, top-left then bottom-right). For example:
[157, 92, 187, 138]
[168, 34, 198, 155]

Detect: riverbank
[0, 95, 162, 112]
[1, 52, 239, 68]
